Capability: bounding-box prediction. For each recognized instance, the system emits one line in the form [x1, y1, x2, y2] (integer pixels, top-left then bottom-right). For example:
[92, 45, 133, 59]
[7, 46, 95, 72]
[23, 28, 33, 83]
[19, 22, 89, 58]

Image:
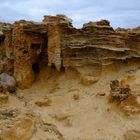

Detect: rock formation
[0, 117, 35, 140]
[109, 80, 140, 115]
[0, 15, 140, 89]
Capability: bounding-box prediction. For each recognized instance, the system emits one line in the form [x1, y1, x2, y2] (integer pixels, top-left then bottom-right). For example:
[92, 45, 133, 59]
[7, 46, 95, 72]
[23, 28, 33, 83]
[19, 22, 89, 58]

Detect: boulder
[0, 73, 16, 93]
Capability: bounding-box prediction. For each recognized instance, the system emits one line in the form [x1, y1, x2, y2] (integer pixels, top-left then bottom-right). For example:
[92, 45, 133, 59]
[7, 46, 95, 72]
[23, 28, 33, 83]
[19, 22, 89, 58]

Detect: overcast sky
[0, 0, 140, 28]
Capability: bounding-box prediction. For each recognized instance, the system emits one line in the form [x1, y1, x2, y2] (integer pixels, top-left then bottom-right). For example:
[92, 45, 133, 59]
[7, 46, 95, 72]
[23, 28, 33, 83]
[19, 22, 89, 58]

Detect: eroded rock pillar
[12, 23, 44, 88]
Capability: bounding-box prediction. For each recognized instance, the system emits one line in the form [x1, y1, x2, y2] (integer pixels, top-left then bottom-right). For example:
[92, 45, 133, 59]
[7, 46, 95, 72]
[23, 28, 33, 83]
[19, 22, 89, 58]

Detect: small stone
[73, 94, 80, 100]
[106, 107, 111, 113]
[35, 98, 52, 107]
[16, 92, 24, 99]
[0, 93, 9, 104]
[64, 118, 72, 127]
[54, 112, 69, 121]
[96, 92, 106, 97]
[81, 75, 98, 86]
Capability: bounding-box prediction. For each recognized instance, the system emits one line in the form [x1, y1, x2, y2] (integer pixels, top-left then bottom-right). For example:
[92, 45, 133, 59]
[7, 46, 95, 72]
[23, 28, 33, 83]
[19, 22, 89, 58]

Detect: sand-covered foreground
[1, 62, 140, 140]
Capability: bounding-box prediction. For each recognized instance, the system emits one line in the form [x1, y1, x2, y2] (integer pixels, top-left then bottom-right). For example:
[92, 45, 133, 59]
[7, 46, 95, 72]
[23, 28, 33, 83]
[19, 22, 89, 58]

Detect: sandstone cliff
[0, 15, 140, 89]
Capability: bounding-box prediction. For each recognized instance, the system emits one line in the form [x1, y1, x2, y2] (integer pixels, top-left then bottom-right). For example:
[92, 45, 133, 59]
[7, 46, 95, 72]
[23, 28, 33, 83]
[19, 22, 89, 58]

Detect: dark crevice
[32, 62, 40, 74]
[60, 66, 65, 72]
[0, 36, 5, 45]
[32, 34, 48, 77]
[23, 50, 28, 54]
[31, 43, 40, 49]
[51, 63, 56, 70]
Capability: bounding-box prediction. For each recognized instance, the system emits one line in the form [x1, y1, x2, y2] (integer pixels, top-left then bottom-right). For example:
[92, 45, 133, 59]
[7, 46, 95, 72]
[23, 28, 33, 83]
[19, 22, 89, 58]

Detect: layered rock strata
[0, 15, 140, 88]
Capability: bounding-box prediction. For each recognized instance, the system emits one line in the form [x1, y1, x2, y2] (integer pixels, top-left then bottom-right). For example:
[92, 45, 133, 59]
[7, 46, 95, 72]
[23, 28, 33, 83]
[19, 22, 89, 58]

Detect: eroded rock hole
[31, 43, 40, 49]
[32, 62, 40, 74]
[0, 36, 5, 45]
[23, 50, 28, 54]
[60, 66, 65, 72]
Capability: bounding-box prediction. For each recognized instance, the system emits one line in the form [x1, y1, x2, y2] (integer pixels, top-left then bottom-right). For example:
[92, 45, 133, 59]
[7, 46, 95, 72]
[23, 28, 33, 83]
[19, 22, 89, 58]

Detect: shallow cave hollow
[31, 36, 49, 75]
[32, 61, 40, 74]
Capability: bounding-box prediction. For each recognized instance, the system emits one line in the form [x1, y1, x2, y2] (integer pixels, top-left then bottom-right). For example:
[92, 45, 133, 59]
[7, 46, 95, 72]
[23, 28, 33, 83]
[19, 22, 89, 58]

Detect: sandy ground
[1, 62, 140, 140]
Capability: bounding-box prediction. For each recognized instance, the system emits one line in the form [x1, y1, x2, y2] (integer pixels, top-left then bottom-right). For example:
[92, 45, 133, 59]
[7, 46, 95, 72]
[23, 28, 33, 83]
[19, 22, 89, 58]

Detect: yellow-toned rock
[35, 98, 52, 107]
[0, 117, 35, 140]
[0, 93, 8, 104]
[81, 75, 99, 86]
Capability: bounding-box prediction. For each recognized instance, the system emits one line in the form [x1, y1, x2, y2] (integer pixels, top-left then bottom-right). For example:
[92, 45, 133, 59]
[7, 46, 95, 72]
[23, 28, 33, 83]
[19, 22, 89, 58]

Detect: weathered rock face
[0, 23, 14, 76]
[62, 21, 140, 68]
[12, 21, 46, 88]
[0, 15, 140, 89]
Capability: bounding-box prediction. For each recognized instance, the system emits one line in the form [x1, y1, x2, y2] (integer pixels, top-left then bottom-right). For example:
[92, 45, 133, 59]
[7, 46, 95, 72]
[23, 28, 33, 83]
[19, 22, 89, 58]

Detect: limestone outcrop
[0, 15, 140, 88]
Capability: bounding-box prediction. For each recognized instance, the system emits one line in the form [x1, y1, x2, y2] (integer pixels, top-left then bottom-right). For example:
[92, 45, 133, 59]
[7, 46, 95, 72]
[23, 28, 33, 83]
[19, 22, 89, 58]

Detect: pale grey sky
[0, 0, 140, 28]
